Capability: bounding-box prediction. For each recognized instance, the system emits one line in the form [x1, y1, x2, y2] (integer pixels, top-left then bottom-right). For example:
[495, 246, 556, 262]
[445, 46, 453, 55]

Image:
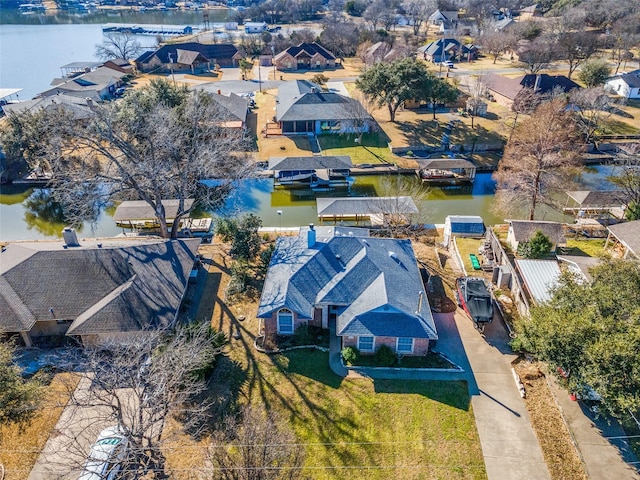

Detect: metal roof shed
[515, 259, 561, 305]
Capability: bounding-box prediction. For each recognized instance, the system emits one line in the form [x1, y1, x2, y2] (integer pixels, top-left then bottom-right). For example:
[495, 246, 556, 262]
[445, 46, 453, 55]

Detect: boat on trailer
[455, 277, 493, 333]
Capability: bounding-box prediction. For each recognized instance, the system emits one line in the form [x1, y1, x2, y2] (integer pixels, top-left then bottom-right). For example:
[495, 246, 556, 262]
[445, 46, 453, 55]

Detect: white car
[78, 426, 128, 480]
[441, 60, 454, 68]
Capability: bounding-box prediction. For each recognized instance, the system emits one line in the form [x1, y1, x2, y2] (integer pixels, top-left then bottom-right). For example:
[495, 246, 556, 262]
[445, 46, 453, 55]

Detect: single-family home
[37, 65, 128, 101]
[187, 89, 249, 129]
[273, 43, 336, 71]
[506, 220, 566, 253]
[362, 42, 409, 65]
[244, 21, 267, 33]
[485, 73, 580, 107]
[605, 220, 640, 259]
[2, 94, 94, 120]
[429, 9, 459, 26]
[491, 17, 516, 32]
[257, 225, 438, 356]
[135, 43, 245, 72]
[417, 38, 477, 63]
[0, 232, 200, 347]
[443, 215, 485, 247]
[275, 80, 371, 135]
[605, 70, 640, 99]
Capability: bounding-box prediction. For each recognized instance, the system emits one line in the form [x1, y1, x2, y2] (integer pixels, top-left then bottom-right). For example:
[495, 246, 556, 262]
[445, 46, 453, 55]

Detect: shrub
[341, 346, 359, 365]
[517, 230, 553, 258]
[374, 344, 396, 367]
[292, 324, 313, 345]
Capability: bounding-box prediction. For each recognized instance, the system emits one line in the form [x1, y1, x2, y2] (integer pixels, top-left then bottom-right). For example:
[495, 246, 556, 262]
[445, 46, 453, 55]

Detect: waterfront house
[257, 226, 438, 356]
[605, 70, 640, 99]
[273, 43, 336, 71]
[514, 259, 561, 305]
[2, 94, 94, 120]
[37, 65, 127, 101]
[135, 43, 245, 73]
[275, 80, 371, 135]
[506, 220, 566, 253]
[605, 220, 640, 259]
[0, 232, 200, 347]
[485, 73, 580, 108]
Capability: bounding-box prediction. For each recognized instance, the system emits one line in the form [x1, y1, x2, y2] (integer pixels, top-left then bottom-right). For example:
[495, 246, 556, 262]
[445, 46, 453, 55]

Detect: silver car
[78, 426, 128, 480]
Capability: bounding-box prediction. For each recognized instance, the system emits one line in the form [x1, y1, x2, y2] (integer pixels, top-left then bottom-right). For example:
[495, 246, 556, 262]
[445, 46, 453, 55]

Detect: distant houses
[135, 42, 245, 73]
[418, 38, 477, 63]
[273, 42, 337, 71]
[605, 70, 640, 99]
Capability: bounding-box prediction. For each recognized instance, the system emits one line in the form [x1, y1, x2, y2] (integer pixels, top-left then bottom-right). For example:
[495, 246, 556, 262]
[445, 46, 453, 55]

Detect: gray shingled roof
[510, 220, 566, 244]
[566, 190, 627, 207]
[608, 220, 640, 257]
[275, 80, 368, 123]
[268, 156, 352, 171]
[2, 94, 94, 120]
[274, 42, 336, 61]
[113, 199, 195, 222]
[317, 197, 418, 216]
[209, 92, 248, 123]
[257, 231, 437, 340]
[0, 239, 200, 334]
[608, 70, 640, 88]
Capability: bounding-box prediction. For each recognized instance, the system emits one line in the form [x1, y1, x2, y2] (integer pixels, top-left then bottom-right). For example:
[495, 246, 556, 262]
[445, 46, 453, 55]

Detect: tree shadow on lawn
[291, 136, 312, 151]
[396, 119, 442, 146]
[372, 379, 472, 411]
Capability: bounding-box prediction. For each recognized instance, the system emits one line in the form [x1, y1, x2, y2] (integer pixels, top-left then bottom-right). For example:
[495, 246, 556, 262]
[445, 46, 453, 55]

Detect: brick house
[273, 42, 336, 71]
[257, 226, 438, 356]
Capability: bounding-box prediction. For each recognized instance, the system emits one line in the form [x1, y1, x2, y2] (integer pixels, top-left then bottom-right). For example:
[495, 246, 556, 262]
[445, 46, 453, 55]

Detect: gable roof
[566, 190, 627, 208]
[135, 43, 242, 65]
[209, 92, 248, 123]
[485, 74, 580, 100]
[418, 38, 473, 56]
[0, 238, 200, 334]
[37, 65, 127, 99]
[607, 220, 640, 257]
[316, 197, 418, 217]
[515, 259, 561, 304]
[257, 231, 437, 340]
[275, 80, 368, 123]
[607, 70, 640, 88]
[509, 220, 566, 244]
[2, 94, 94, 120]
[484, 74, 523, 100]
[274, 42, 336, 62]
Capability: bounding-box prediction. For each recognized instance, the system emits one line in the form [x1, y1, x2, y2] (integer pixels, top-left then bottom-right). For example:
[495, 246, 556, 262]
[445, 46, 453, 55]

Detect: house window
[358, 336, 374, 352]
[397, 337, 414, 354]
[277, 309, 294, 334]
[320, 120, 340, 131]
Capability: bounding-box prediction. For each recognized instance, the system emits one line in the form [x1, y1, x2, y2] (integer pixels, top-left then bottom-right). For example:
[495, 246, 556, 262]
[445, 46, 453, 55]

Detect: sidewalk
[548, 376, 640, 480]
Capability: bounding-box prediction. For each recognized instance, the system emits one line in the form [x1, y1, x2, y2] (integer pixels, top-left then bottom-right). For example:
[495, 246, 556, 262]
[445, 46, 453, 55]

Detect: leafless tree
[46, 323, 225, 479]
[607, 30, 640, 74]
[609, 145, 640, 220]
[21, 80, 252, 238]
[494, 98, 582, 220]
[569, 87, 619, 145]
[507, 87, 543, 142]
[464, 73, 487, 129]
[95, 32, 142, 61]
[347, 90, 376, 143]
[403, 0, 436, 36]
[478, 29, 514, 64]
[319, 19, 361, 57]
[208, 404, 305, 480]
[364, 0, 394, 31]
[517, 35, 559, 74]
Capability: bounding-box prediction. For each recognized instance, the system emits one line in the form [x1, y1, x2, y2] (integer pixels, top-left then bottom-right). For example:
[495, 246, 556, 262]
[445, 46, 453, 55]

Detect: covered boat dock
[316, 196, 418, 226]
[564, 190, 627, 220]
[269, 156, 353, 189]
[415, 158, 477, 185]
[113, 199, 212, 235]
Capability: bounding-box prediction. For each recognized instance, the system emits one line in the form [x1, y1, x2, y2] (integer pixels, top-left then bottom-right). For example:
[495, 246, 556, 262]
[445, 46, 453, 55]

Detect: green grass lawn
[600, 119, 640, 136]
[318, 133, 395, 165]
[455, 237, 484, 274]
[239, 349, 486, 479]
[561, 238, 607, 257]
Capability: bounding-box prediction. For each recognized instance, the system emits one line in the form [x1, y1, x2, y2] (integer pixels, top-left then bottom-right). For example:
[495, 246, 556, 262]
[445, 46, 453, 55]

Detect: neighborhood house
[273, 42, 337, 71]
[135, 43, 245, 72]
[257, 226, 438, 356]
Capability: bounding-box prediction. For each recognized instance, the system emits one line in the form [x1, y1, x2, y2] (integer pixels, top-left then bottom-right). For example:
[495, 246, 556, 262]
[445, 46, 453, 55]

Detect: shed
[444, 215, 485, 246]
[507, 220, 566, 253]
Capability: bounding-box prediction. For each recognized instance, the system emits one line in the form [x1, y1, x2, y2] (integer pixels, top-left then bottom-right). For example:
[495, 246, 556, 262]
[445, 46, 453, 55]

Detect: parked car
[78, 426, 128, 480]
[440, 60, 454, 68]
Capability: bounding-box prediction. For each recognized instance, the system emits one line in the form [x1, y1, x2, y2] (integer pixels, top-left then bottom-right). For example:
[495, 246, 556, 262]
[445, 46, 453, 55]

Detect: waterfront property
[605, 220, 640, 259]
[0, 233, 200, 347]
[269, 155, 353, 190]
[443, 215, 485, 247]
[113, 199, 212, 236]
[415, 158, 477, 185]
[37, 64, 127, 101]
[316, 196, 418, 226]
[273, 42, 336, 71]
[506, 220, 567, 253]
[257, 225, 438, 355]
[485, 73, 580, 108]
[564, 190, 628, 220]
[135, 42, 245, 72]
[275, 80, 372, 135]
[2, 94, 94, 120]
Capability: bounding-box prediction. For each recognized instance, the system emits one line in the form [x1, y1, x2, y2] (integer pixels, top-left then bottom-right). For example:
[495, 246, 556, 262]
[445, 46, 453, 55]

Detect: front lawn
[318, 132, 395, 165]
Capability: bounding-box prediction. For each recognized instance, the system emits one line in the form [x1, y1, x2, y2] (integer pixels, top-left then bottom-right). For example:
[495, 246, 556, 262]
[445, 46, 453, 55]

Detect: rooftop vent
[62, 227, 79, 247]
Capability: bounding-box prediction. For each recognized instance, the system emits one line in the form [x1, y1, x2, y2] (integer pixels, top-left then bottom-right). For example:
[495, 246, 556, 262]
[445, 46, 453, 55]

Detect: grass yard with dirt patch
[561, 238, 607, 257]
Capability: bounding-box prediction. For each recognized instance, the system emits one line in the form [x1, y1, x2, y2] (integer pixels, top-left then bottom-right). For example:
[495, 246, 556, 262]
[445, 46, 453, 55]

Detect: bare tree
[347, 90, 375, 143]
[95, 32, 142, 61]
[608, 30, 640, 74]
[517, 35, 559, 74]
[609, 145, 640, 220]
[48, 323, 225, 479]
[507, 87, 543, 142]
[208, 404, 305, 480]
[364, 0, 394, 31]
[319, 19, 361, 57]
[403, 0, 436, 36]
[9, 80, 252, 238]
[478, 29, 514, 64]
[552, 25, 601, 78]
[569, 87, 618, 145]
[464, 73, 487, 129]
[494, 98, 582, 220]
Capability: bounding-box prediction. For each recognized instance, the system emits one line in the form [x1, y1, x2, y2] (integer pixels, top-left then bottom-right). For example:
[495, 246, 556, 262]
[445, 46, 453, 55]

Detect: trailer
[455, 277, 493, 333]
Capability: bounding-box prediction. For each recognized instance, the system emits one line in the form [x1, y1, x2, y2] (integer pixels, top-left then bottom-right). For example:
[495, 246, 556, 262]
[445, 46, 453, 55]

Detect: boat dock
[101, 23, 201, 36]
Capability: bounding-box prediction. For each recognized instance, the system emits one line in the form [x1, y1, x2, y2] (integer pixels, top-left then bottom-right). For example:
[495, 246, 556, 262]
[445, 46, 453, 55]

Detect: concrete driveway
[434, 311, 551, 480]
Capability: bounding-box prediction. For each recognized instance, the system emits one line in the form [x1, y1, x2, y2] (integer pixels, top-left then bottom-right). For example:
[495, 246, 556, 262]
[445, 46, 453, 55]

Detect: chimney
[307, 223, 316, 248]
[62, 227, 79, 247]
[533, 74, 542, 93]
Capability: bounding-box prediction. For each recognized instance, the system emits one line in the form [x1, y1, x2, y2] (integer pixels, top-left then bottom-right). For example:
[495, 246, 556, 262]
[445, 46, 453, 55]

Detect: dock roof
[566, 190, 627, 208]
[113, 199, 195, 222]
[317, 196, 418, 217]
[607, 220, 640, 258]
[268, 156, 352, 171]
[415, 158, 476, 169]
[0, 88, 23, 100]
